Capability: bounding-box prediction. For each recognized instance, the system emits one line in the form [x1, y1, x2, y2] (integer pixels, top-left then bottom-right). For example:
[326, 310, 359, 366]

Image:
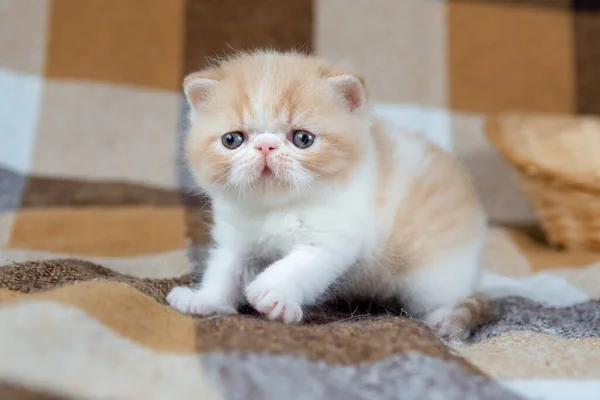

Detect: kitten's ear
[327, 74, 366, 112]
[183, 71, 219, 112]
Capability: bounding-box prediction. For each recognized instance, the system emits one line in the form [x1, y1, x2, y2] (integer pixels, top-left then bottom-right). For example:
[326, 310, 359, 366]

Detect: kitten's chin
[201, 161, 317, 205]
[212, 175, 313, 207]
[252, 175, 303, 196]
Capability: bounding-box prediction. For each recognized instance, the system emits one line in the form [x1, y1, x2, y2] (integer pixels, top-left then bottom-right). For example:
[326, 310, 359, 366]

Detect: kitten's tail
[450, 270, 590, 342]
[451, 293, 493, 337]
[477, 270, 589, 307]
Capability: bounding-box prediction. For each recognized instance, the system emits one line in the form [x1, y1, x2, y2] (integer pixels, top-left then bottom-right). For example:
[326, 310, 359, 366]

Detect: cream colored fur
[167, 50, 488, 340]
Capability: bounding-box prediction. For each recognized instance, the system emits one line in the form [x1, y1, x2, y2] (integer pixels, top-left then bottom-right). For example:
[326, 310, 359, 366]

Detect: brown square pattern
[447, 0, 572, 10]
[447, 1, 575, 114]
[45, 0, 184, 91]
[573, 9, 600, 114]
[8, 206, 187, 257]
[184, 0, 313, 74]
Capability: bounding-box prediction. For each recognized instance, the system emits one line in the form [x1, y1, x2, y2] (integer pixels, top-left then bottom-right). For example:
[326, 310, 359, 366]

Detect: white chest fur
[245, 210, 308, 258]
[212, 192, 374, 263]
[212, 204, 316, 259]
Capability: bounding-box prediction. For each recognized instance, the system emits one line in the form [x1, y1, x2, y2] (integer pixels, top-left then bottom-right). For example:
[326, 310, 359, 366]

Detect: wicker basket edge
[484, 116, 600, 196]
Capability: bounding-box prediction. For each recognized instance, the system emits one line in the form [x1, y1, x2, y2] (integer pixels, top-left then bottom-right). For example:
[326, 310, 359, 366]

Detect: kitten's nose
[254, 137, 280, 155]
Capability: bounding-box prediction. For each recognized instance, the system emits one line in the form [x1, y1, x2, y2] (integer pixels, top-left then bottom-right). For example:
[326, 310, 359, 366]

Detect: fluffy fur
[167, 50, 489, 341]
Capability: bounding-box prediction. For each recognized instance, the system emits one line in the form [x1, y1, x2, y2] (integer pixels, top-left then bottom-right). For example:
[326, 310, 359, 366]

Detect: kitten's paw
[245, 283, 303, 324]
[167, 286, 238, 316]
[425, 306, 469, 342]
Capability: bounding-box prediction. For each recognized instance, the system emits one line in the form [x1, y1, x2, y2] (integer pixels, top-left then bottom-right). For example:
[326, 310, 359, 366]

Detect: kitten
[167, 50, 490, 341]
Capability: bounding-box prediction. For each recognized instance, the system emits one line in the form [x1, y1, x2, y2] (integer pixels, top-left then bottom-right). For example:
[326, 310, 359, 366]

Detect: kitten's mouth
[261, 165, 273, 176]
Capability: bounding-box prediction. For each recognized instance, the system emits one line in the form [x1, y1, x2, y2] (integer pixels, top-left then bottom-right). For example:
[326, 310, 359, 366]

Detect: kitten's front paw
[245, 282, 303, 324]
[424, 306, 469, 342]
[167, 286, 238, 316]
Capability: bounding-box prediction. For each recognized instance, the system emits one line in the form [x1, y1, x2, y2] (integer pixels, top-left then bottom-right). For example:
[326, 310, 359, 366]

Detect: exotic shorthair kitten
[167, 50, 490, 341]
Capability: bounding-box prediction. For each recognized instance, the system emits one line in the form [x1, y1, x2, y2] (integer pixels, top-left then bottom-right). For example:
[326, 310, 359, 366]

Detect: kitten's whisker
[207, 172, 230, 190]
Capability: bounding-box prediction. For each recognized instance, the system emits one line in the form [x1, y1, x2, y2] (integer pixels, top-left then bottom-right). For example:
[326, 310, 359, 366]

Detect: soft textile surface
[1, 232, 600, 400]
[1, 1, 600, 399]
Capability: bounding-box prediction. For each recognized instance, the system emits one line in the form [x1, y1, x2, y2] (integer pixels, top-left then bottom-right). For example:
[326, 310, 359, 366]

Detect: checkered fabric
[1, 1, 600, 399]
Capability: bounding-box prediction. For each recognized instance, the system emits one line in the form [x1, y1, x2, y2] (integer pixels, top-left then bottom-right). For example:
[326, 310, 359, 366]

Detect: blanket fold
[0, 259, 525, 400]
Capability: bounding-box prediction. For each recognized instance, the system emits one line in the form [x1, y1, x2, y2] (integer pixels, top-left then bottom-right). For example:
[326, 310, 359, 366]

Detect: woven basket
[486, 114, 600, 251]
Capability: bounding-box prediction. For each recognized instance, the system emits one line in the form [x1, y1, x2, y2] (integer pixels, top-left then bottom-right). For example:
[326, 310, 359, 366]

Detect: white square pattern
[31, 80, 181, 188]
[0, 69, 44, 174]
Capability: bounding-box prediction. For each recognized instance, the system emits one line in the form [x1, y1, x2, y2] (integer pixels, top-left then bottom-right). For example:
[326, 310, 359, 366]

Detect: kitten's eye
[291, 130, 315, 149]
[221, 132, 245, 150]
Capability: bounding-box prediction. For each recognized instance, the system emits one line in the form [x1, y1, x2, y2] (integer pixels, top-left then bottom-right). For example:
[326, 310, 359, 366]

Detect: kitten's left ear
[327, 74, 366, 112]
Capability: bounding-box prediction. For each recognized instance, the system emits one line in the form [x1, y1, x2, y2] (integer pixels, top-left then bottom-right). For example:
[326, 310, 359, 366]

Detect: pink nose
[254, 139, 279, 155]
[256, 144, 277, 155]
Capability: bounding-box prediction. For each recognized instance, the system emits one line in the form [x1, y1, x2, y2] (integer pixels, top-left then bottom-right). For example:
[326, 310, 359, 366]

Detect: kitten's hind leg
[396, 247, 488, 341]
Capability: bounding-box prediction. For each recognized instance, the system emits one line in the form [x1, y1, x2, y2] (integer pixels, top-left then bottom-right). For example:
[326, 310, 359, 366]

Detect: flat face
[185, 53, 367, 202]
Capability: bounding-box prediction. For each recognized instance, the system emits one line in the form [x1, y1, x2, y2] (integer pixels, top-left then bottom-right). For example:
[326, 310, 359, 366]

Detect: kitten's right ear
[183, 71, 219, 112]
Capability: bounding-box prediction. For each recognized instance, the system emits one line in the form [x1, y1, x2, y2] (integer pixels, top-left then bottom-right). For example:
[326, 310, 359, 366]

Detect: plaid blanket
[1, 1, 600, 399]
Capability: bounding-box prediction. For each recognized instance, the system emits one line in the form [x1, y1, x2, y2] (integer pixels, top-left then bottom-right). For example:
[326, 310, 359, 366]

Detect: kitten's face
[185, 52, 370, 204]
